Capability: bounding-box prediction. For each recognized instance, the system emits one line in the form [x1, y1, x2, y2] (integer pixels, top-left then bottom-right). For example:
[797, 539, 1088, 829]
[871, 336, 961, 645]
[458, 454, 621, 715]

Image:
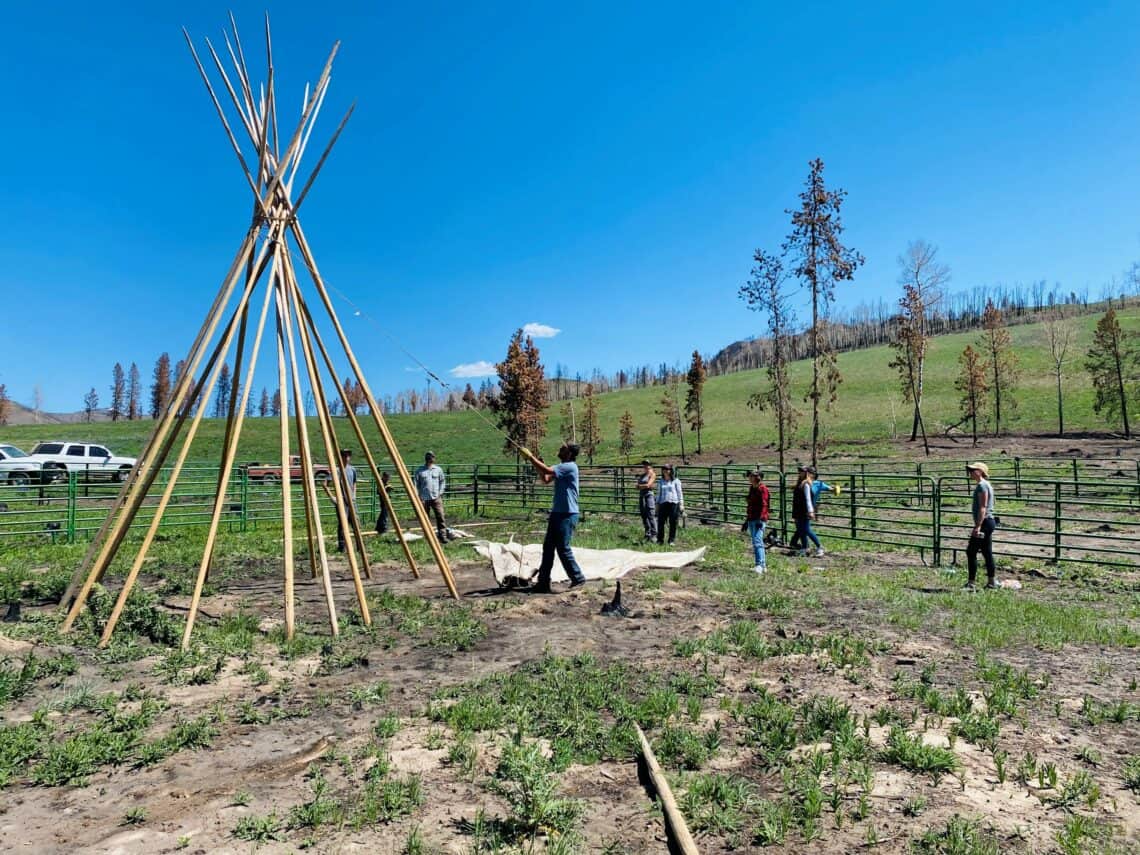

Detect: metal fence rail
[1, 463, 1137, 568]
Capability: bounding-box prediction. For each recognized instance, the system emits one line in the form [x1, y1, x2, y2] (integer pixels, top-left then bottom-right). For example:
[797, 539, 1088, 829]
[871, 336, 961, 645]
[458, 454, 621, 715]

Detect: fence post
[722, 468, 729, 522]
[849, 473, 857, 539]
[67, 472, 77, 544]
[1053, 481, 1062, 562]
[779, 471, 788, 544]
[1072, 459, 1080, 498]
[917, 462, 924, 506]
[1013, 457, 1022, 498]
[473, 465, 480, 516]
[932, 478, 941, 566]
[240, 466, 249, 532]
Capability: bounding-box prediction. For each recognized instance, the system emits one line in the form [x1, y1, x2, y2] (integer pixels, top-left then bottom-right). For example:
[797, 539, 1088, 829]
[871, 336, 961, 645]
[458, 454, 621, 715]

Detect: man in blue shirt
[520, 442, 588, 593]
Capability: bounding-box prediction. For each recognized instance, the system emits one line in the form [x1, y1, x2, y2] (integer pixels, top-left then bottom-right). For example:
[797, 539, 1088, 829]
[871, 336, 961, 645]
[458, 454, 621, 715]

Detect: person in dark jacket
[743, 469, 770, 573]
[790, 464, 823, 557]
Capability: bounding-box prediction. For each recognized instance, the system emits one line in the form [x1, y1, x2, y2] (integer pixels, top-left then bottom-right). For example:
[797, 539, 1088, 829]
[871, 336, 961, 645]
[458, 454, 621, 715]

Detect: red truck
[243, 455, 333, 484]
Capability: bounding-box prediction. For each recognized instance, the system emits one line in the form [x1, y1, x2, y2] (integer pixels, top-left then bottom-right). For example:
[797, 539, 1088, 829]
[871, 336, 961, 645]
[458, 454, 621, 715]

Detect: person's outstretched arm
[519, 447, 555, 484]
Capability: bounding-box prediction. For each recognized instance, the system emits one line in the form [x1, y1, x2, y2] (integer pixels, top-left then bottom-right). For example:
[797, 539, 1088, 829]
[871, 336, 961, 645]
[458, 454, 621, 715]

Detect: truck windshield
[0, 445, 28, 458]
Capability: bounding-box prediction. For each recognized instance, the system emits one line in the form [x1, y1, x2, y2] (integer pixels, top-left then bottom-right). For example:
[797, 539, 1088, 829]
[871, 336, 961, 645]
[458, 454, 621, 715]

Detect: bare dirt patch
[1, 527, 1138, 853]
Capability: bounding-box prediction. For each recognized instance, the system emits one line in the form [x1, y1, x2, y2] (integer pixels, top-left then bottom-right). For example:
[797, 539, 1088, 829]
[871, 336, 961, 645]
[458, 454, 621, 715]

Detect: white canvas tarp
[471, 540, 707, 585]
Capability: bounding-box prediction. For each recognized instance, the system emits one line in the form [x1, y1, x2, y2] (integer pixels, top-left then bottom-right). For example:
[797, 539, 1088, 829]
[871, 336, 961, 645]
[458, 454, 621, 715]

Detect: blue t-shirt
[551, 462, 580, 514]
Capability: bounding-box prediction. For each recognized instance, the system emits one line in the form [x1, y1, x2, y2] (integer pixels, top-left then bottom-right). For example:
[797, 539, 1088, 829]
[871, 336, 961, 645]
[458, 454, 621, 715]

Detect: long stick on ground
[635, 723, 700, 855]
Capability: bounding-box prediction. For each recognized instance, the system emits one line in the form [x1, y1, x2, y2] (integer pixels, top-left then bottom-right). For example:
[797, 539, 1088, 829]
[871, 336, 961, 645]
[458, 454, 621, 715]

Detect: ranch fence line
[1, 457, 1137, 569]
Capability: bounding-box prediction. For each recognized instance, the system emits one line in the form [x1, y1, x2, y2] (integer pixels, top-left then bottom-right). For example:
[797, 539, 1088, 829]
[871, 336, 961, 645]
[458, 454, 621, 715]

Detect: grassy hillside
[3, 307, 1137, 466]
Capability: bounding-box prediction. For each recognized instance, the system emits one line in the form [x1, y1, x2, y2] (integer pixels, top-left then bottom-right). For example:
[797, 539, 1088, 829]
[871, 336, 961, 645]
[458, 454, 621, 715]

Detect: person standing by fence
[791, 464, 824, 557]
[743, 469, 770, 573]
[374, 471, 391, 535]
[636, 459, 657, 541]
[414, 451, 451, 542]
[655, 464, 684, 546]
[965, 462, 998, 590]
[336, 448, 358, 553]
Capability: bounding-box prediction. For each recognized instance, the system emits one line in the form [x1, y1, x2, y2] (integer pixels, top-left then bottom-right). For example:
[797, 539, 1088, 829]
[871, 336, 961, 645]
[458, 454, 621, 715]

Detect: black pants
[375, 502, 389, 534]
[657, 502, 679, 544]
[337, 502, 358, 552]
[966, 516, 997, 582]
[639, 491, 656, 538]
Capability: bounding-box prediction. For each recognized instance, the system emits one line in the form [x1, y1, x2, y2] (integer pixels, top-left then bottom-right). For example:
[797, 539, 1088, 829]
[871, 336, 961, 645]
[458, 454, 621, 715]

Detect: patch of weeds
[752, 799, 793, 846]
[0, 652, 79, 707]
[1080, 694, 1140, 725]
[232, 812, 284, 843]
[288, 773, 344, 830]
[432, 606, 488, 651]
[1077, 745, 1102, 766]
[1122, 756, 1140, 792]
[489, 738, 583, 838]
[879, 727, 959, 783]
[903, 795, 928, 817]
[678, 772, 754, 834]
[1051, 769, 1101, 811]
[1055, 814, 1118, 855]
[231, 789, 252, 807]
[241, 660, 271, 686]
[320, 642, 370, 673]
[373, 714, 400, 740]
[447, 736, 479, 780]
[352, 774, 424, 826]
[348, 681, 390, 710]
[653, 722, 720, 771]
[639, 572, 664, 591]
[950, 712, 1000, 750]
[121, 806, 147, 826]
[912, 813, 1000, 854]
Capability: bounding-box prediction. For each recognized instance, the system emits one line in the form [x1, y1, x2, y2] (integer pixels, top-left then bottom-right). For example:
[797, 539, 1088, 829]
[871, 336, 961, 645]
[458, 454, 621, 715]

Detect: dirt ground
[1, 522, 1138, 854]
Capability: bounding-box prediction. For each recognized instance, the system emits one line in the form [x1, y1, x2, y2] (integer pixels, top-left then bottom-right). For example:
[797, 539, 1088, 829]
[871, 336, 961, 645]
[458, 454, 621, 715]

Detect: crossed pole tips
[60, 14, 459, 650]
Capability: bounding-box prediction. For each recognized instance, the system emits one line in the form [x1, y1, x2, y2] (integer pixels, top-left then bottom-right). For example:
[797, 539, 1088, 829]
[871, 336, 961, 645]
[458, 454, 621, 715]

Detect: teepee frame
[61, 15, 459, 649]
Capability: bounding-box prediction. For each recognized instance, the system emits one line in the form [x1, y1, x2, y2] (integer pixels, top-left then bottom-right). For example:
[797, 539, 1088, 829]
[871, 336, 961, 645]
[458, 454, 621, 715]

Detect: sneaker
[526, 583, 552, 594]
[963, 581, 977, 591]
[568, 577, 587, 589]
[753, 565, 767, 575]
[814, 548, 825, 557]
[984, 580, 1000, 590]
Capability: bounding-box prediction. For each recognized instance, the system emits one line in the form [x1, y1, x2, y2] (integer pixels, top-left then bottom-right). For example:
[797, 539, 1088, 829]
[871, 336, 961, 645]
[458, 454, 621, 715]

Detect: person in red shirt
[743, 469, 771, 574]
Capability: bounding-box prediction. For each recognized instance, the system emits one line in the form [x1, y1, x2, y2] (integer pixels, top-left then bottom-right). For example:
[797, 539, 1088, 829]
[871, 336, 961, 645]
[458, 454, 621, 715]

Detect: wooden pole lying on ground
[635, 723, 700, 855]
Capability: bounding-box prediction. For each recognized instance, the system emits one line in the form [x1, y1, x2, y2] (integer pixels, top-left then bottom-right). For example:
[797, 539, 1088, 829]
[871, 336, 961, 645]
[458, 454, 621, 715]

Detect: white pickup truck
[0, 444, 47, 485]
[26, 441, 137, 482]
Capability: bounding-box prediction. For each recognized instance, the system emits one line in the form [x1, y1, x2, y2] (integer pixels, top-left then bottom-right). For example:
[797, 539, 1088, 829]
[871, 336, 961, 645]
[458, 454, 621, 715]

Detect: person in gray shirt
[414, 451, 451, 542]
[336, 448, 358, 553]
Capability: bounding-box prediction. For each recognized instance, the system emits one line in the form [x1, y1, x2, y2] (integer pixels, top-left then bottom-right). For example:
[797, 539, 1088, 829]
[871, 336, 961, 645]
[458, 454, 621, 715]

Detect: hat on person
[749, 468, 765, 480]
[640, 459, 652, 466]
[797, 463, 808, 471]
[340, 448, 352, 458]
[425, 451, 436, 462]
[967, 461, 989, 477]
[807, 466, 817, 476]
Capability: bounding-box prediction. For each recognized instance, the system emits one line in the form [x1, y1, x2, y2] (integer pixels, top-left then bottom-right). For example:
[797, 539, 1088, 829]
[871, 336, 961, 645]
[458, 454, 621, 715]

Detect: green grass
[3, 307, 1137, 467]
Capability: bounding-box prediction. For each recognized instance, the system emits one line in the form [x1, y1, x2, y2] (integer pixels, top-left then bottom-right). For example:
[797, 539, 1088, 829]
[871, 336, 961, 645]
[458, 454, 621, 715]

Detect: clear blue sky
[3, 1, 1139, 412]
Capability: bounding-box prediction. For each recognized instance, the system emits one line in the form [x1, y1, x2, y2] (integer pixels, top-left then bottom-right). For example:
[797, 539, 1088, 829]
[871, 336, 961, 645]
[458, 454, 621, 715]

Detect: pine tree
[740, 249, 798, 473]
[955, 345, 988, 446]
[656, 379, 685, 461]
[0, 384, 10, 426]
[1085, 308, 1138, 437]
[978, 300, 1018, 435]
[896, 240, 949, 443]
[271, 388, 282, 417]
[128, 363, 141, 420]
[462, 383, 477, 408]
[888, 284, 930, 454]
[109, 363, 126, 422]
[1042, 307, 1074, 436]
[684, 350, 707, 454]
[493, 329, 548, 457]
[581, 383, 601, 464]
[150, 353, 171, 419]
[259, 387, 270, 417]
[214, 363, 232, 418]
[783, 158, 864, 467]
[618, 410, 635, 463]
[83, 387, 99, 422]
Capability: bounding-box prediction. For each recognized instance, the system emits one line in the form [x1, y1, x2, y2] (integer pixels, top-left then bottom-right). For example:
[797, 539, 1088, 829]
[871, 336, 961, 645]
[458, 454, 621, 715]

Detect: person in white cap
[965, 462, 998, 590]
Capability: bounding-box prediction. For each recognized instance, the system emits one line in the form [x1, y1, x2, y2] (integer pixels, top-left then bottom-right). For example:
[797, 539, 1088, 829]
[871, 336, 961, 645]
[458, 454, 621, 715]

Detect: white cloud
[450, 360, 497, 378]
[522, 322, 560, 339]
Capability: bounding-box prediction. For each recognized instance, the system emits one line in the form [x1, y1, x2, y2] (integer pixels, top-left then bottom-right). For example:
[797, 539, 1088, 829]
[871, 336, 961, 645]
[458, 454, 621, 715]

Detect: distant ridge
[1, 400, 110, 427]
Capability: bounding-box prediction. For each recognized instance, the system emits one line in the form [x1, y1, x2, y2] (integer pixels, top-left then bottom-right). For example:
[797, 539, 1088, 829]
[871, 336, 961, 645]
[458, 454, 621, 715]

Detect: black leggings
[966, 516, 997, 581]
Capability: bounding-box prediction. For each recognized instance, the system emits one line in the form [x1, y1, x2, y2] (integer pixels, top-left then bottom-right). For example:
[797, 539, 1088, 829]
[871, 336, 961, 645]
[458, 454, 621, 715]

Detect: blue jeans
[747, 521, 767, 568]
[537, 512, 586, 585]
[792, 517, 821, 552]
